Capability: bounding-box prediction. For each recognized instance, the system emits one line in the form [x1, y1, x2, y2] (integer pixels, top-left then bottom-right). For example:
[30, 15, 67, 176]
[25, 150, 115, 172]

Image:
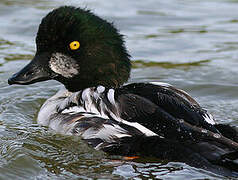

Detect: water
[0, 0, 238, 179]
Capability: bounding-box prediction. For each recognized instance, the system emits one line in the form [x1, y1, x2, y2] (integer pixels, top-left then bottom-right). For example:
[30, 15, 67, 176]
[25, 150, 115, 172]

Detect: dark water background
[1, 0, 238, 179]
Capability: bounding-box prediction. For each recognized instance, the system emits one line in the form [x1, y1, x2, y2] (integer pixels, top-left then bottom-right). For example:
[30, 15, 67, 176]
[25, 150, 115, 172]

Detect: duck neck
[63, 66, 131, 92]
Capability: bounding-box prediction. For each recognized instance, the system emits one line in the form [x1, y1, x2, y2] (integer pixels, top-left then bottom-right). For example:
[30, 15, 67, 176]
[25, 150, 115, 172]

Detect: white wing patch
[97, 86, 105, 93]
[107, 89, 116, 105]
[38, 86, 159, 140]
[150, 82, 172, 87]
[120, 120, 159, 137]
[81, 124, 131, 142]
[81, 87, 158, 136]
[202, 113, 216, 125]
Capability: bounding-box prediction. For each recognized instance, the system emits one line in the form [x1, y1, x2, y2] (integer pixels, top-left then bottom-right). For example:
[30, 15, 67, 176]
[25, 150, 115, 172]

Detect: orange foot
[123, 156, 140, 160]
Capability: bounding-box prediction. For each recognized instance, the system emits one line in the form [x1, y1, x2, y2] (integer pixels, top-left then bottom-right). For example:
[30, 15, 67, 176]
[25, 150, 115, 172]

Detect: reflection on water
[132, 59, 210, 69]
[4, 54, 33, 61]
[0, 0, 238, 179]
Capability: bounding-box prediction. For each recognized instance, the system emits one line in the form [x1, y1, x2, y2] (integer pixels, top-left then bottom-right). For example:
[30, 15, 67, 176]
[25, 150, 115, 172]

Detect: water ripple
[0, 0, 238, 179]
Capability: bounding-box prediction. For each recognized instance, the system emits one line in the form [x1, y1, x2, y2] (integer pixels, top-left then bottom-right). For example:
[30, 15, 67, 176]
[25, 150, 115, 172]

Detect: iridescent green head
[8, 6, 131, 92]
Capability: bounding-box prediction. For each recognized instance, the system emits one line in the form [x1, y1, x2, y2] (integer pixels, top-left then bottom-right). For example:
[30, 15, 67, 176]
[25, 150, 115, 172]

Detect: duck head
[8, 6, 131, 92]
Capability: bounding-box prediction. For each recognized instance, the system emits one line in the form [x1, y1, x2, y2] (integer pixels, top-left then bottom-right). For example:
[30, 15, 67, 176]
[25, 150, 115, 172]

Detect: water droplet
[213, 133, 221, 138]
[179, 119, 184, 123]
[201, 129, 207, 133]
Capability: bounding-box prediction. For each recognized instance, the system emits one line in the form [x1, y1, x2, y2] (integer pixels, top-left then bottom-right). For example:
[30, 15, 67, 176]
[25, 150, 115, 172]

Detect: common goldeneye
[8, 6, 238, 177]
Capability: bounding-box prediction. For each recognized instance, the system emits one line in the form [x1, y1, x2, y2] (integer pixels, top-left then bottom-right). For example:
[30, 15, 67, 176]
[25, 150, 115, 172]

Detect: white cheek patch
[49, 52, 80, 78]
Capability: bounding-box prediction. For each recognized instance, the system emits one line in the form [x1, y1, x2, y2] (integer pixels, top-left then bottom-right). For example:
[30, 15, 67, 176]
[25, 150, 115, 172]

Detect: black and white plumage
[8, 6, 238, 177]
[37, 82, 238, 176]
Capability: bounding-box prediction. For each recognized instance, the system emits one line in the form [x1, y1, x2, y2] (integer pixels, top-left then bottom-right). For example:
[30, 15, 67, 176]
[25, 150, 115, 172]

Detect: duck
[8, 6, 238, 177]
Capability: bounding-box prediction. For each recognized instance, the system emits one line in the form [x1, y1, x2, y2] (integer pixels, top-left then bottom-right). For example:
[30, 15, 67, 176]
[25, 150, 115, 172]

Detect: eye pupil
[69, 41, 80, 50]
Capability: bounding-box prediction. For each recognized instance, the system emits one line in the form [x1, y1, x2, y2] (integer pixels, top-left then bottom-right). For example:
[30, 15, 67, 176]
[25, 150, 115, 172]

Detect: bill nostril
[25, 70, 35, 77]
[7, 58, 49, 85]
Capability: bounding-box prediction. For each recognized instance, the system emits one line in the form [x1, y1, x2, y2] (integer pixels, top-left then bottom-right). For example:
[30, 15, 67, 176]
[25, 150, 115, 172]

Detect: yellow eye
[69, 41, 80, 50]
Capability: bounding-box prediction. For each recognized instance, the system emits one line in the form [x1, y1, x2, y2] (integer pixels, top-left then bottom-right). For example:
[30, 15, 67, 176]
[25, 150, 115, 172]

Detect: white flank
[39, 86, 159, 140]
[62, 106, 86, 114]
[37, 88, 70, 126]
